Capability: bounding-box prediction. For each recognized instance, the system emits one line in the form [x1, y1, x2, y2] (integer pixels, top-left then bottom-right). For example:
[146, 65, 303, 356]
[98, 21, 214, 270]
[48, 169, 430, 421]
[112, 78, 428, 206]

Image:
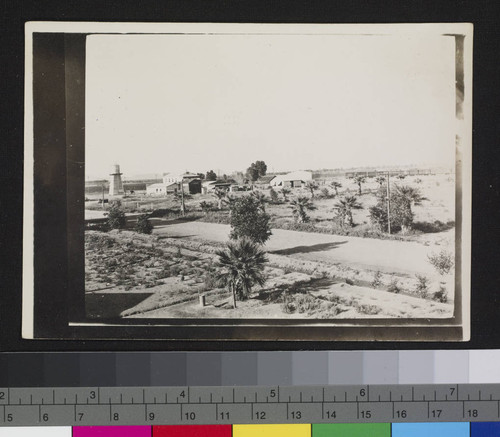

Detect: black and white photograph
[23, 22, 472, 341]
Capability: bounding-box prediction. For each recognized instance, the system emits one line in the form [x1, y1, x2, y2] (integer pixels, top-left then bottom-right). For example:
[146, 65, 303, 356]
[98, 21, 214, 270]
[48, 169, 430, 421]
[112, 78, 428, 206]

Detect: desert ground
[84, 173, 456, 320]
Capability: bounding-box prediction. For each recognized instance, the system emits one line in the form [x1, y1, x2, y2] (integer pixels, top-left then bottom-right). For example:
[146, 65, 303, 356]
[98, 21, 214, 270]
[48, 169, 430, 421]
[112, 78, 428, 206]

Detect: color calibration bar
[3, 423, 500, 437]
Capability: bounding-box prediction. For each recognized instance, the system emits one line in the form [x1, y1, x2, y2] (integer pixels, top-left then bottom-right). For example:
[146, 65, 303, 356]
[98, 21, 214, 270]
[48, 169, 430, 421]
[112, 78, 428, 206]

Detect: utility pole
[180, 176, 186, 216]
[101, 183, 105, 209]
[386, 171, 391, 235]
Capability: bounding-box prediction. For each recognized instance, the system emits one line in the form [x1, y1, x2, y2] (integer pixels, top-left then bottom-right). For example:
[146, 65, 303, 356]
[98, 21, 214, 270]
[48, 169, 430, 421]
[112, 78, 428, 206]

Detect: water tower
[109, 164, 124, 196]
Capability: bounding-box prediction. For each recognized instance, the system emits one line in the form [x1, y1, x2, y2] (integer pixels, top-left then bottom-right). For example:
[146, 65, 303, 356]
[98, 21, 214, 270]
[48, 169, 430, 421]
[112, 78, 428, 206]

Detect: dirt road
[153, 220, 446, 276]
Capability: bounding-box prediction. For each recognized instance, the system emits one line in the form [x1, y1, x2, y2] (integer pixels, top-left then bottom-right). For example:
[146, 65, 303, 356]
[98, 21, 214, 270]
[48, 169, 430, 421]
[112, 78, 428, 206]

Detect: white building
[270, 170, 313, 188]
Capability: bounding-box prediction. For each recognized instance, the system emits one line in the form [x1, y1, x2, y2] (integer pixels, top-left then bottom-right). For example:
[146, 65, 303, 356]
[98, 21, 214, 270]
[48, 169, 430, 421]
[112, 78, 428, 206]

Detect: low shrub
[387, 276, 402, 294]
[414, 274, 430, 298]
[135, 214, 153, 234]
[427, 250, 454, 275]
[433, 285, 448, 303]
[371, 271, 383, 288]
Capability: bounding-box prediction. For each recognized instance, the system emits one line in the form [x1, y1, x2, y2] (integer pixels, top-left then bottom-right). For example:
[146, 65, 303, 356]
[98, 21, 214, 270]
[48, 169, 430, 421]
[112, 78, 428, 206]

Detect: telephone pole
[386, 171, 391, 235]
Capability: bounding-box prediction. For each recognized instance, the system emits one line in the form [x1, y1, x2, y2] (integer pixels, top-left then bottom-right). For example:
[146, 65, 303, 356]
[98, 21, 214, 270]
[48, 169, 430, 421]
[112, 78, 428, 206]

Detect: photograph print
[24, 23, 472, 341]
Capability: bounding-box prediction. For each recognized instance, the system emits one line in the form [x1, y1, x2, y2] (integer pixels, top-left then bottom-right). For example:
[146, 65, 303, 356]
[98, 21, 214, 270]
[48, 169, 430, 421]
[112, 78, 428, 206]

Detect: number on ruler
[395, 410, 407, 419]
[89, 391, 96, 400]
[360, 388, 366, 397]
[180, 391, 186, 399]
[450, 387, 456, 396]
[42, 413, 49, 422]
[6, 413, 13, 422]
[270, 389, 276, 398]
[0, 392, 5, 400]
[148, 412, 155, 421]
[78, 413, 84, 421]
[219, 412, 230, 420]
[467, 409, 478, 418]
[291, 411, 302, 420]
[255, 411, 266, 420]
[431, 409, 442, 418]
[112, 413, 119, 421]
[184, 412, 196, 421]
[325, 411, 336, 419]
[360, 410, 371, 419]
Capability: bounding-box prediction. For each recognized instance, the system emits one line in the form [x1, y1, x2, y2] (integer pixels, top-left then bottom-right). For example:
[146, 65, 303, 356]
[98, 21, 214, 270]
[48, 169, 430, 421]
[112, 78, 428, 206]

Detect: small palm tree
[306, 181, 319, 198]
[330, 181, 342, 196]
[352, 176, 366, 196]
[375, 176, 386, 187]
[281, 187, 291, 202]
[334, 195, 362, 227]
[212, 188, 227, 210]
[251, 190, 267, 211]
[290, 196, 316, 223]
[215, 238, 268, 308]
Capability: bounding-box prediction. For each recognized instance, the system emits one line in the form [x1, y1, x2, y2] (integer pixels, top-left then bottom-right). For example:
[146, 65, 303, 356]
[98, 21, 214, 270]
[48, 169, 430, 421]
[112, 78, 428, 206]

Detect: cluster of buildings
[145, 170, 314, 197]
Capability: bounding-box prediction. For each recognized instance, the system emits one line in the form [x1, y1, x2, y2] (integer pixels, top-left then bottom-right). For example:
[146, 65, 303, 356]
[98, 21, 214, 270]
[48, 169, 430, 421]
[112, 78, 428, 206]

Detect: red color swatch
[153, 425, 232, 437]
[73, 426, 152, 437]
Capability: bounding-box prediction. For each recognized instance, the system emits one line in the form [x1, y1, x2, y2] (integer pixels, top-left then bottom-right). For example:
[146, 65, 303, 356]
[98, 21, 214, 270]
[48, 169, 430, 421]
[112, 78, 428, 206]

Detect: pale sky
[85, 32, 456, 180]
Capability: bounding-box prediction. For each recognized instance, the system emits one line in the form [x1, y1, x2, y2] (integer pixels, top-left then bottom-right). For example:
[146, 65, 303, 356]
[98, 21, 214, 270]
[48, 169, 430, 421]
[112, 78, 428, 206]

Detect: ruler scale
[1, 385, 500, 426]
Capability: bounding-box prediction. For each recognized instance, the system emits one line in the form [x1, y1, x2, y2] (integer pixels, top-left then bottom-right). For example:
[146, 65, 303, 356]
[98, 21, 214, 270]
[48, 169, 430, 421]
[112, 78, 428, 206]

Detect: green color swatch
[312, 423, 390, 437]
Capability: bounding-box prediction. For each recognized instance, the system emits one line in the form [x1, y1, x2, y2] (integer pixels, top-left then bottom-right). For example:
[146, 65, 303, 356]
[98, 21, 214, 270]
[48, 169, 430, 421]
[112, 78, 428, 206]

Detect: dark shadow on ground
[269, 241, 348, 256]
[156, 234, 196, 239]
[86, 292, 154, 318]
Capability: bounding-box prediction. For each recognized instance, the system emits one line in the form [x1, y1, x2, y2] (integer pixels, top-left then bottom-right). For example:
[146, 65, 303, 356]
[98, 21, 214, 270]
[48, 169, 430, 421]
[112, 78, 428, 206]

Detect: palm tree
[375, 176, 386, 187]
[212, 188, 227, 210]
[334, 195, 362, 227]
[290, 196, 316, 223]
[392, 185, 427, 233]
[330, 181, 342, 196]
[251, 190, 267, 211]
[306, 181, 319, 198]
[215, 238, 268, 308]
[281, 187, 291, 202]
[352, 176, 366, 196]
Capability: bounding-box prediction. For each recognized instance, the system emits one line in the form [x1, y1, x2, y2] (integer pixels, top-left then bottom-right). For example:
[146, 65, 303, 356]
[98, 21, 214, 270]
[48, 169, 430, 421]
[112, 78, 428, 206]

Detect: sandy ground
[153, 221, 450, 276]
[126, 281, 452, 319]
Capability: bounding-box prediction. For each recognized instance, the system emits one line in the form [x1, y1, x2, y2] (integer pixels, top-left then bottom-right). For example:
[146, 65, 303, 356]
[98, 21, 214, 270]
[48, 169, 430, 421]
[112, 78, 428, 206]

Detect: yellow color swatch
[233, 424, 311, 437]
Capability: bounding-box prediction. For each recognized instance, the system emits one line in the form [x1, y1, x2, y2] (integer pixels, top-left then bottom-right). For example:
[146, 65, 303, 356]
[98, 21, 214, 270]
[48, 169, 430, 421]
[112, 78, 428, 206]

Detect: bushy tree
[229, 195, 272, 244]
[269, 187, 279, 203]
[135, 213, 153, 234]
[215, 238, 268, 307]
[107, 201, 126, 229]
[246, 160, 267, 182]
[206, 170, 217, 181]
[290, 196, 316, 223]
[281, 187, 291, 202]
[369, 184, 427, 233]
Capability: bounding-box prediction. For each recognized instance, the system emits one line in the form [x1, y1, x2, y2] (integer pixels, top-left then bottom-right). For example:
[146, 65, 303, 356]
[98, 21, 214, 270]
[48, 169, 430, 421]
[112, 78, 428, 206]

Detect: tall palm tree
[334, 195, 362, 227]
[352, 176, 366, 196]
[290, 196, 316, 223]
[330, 181, 342, 196]
[306, 181, 319, 198]
[215, 238, 268, 308]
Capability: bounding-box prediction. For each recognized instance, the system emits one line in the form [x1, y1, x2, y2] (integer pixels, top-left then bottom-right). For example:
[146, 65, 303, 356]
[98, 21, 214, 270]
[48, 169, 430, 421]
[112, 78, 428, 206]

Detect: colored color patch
[471, 422, 500, 436]
[153, 425, 231, 437]
[73, 426, 151, 437]
[234, 424, 311, 437]
[0, 427, 71, 436]
[312, 423, 390, 437]
[392, 422, 470, 437]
